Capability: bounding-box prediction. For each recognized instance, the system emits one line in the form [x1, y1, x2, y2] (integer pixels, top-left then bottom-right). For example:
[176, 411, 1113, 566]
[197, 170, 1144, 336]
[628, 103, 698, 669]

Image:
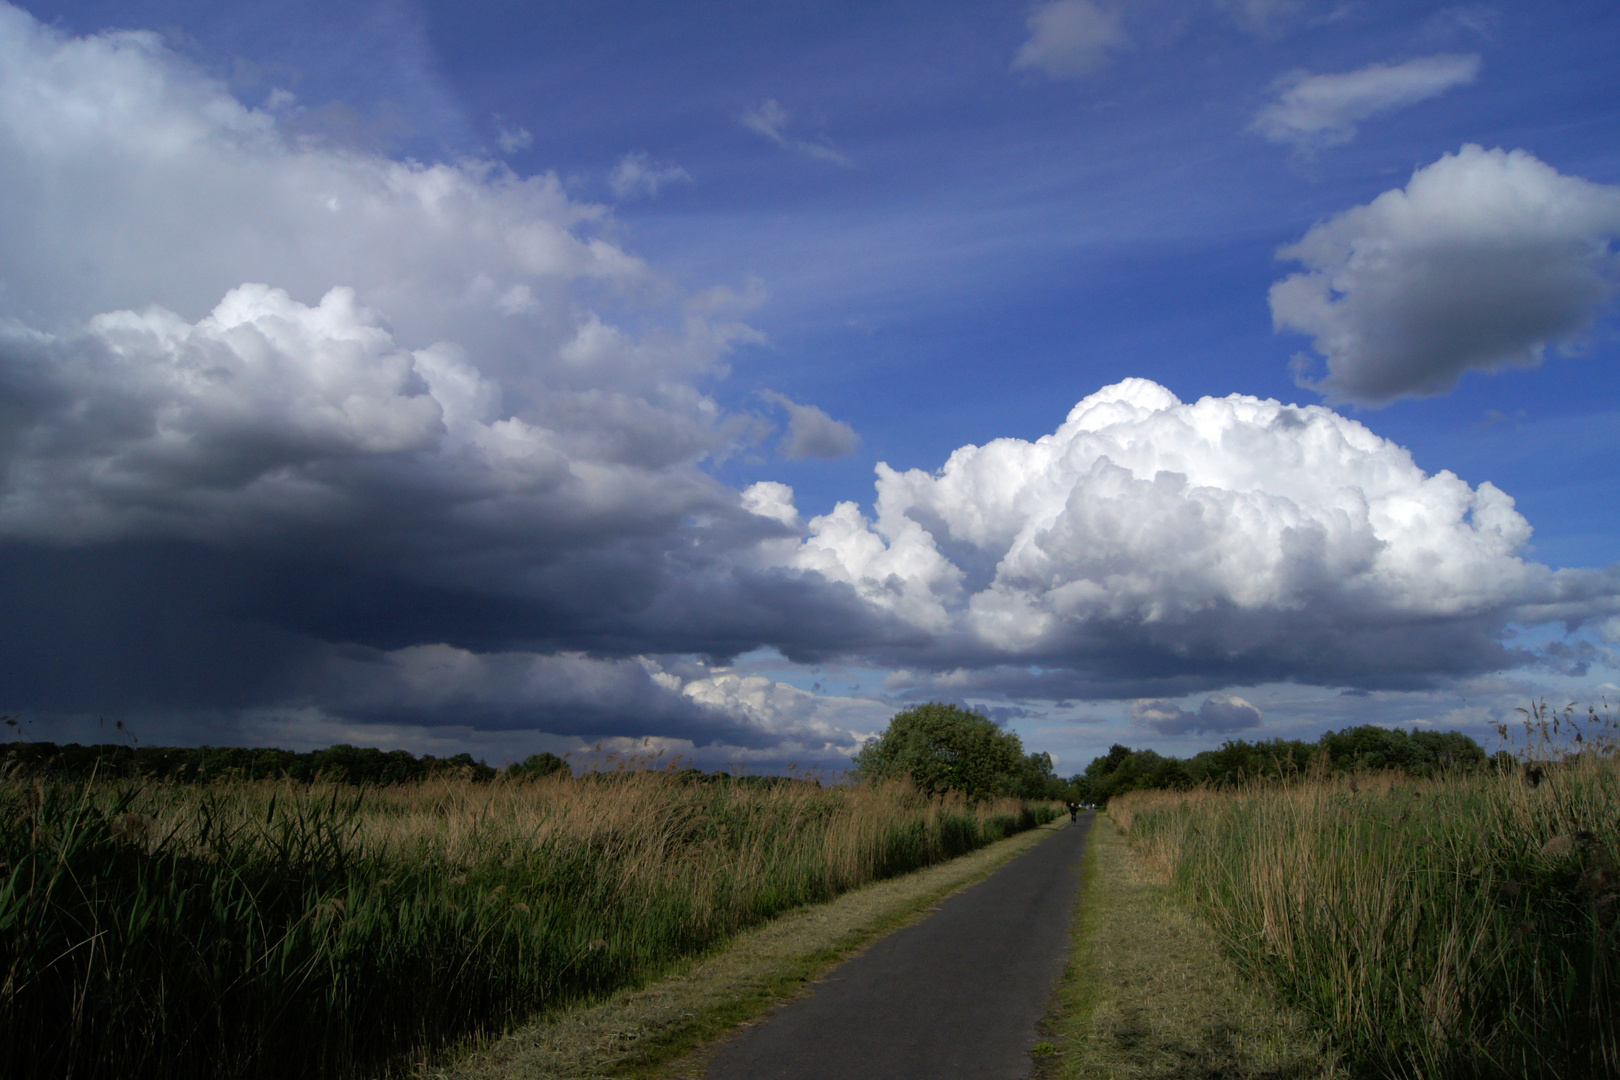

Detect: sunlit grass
[0, 766, 1056, 1079]
[1045, 816, 1343, 1080]
[1110, 706, 1620, 1077]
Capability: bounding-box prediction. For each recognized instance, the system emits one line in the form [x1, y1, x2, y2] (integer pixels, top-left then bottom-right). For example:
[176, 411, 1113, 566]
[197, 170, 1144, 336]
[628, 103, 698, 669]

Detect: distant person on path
[1066, 800, 1080, 823]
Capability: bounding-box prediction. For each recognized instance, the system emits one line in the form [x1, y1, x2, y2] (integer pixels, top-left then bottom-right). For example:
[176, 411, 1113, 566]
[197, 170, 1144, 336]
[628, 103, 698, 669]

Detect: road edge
[416, 817, 1072, 1080]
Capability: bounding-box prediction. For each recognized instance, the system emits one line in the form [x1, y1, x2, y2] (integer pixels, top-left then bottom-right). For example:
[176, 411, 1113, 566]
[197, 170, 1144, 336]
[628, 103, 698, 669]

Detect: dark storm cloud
[876, 602, 1545, 704]
[0, 537, 906, 740]
[0, 11, 897, 747]
[1533, 639, 1617, 679]
[313, 646, 775, 747]
[1130, 695, 1264, 736]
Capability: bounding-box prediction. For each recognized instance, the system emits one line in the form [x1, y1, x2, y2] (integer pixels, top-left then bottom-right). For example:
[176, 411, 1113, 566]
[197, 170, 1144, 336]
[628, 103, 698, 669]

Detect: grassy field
[1110, 746, 1620, 1078]
[0, 767, 1056, 1079]
[1038, 814, 1343, 1080]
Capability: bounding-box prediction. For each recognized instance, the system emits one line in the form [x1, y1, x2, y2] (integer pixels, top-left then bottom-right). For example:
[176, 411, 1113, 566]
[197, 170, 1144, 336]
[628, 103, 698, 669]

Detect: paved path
[706, 812, 1094, 1080]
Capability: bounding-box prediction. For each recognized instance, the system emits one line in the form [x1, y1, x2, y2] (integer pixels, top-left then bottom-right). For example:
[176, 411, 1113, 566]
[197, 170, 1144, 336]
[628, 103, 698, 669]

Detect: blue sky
[2, 0, 1618, 773]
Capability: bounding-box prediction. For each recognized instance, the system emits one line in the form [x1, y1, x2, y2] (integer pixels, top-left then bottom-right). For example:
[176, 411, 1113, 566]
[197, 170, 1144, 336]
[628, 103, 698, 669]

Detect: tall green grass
[0, 770, 1056, 1079]
[1111, 748, 1620, 1078]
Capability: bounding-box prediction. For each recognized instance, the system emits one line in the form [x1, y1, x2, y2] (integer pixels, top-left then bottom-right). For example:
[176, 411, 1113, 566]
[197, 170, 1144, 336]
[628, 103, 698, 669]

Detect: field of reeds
[0, 768, 1057, 1080]
[1110, 707, 1620, 1078]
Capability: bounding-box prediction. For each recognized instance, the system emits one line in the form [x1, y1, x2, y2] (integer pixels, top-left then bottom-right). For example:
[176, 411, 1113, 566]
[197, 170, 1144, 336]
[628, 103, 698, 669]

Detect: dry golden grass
[107, 771, 1046, 919]
[2, 769, 1057, 1080]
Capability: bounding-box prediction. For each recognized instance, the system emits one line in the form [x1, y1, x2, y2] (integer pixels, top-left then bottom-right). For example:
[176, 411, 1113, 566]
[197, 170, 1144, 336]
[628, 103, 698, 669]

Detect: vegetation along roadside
[1099, 702, 1620, 1079]
[1035, 813, 1343, 1080]
[0, 762, 1058, 1080]
[422, 817, 1070, 1080]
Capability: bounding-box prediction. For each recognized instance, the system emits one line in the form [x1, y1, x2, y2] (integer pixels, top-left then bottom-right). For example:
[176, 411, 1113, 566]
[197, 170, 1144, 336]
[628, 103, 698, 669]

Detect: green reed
[1112, 746, 1620, 1078]
[0, 770, 1055, 1079]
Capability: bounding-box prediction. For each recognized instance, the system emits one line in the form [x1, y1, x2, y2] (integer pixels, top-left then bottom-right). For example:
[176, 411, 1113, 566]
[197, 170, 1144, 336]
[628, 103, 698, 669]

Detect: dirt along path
[705, 811, 1094, 1080]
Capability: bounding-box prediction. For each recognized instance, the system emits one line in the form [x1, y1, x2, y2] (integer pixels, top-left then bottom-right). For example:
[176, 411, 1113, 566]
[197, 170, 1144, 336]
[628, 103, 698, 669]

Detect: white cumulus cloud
[741, 481, 801, 527]
[1272, 145, 1620, 403]
[679, 670, 883, 755]
[1252, 54, 1481, 151]
[0, 3, 767, 550]
[0, 284, 449, 541]
[763, 378, 1620, 695]
[306, 643, 887, 755]
[1013, 0, 1128, 79]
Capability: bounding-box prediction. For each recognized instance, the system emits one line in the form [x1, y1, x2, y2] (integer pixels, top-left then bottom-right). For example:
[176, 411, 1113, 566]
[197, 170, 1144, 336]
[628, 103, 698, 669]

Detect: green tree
[507, 751, 571, 781]
[1016, 750, 1066, 799]
[852, 703, 1028, 800]
[1063, 773, 1096, 805]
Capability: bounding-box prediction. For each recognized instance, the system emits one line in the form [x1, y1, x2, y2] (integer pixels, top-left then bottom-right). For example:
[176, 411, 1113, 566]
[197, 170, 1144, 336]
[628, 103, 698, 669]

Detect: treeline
[1072, 725, 1488, 803]
[0, 741, 829, 789]
[0, 741, 503, 785]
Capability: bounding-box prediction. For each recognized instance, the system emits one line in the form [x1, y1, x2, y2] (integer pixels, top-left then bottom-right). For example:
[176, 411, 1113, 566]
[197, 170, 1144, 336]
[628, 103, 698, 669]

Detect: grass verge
[1111, 757, 1620, 1077]
[2, 773, 1056, 1079]
[1037, 814, 1344, 1080]
[417, 818, 1070, 1080]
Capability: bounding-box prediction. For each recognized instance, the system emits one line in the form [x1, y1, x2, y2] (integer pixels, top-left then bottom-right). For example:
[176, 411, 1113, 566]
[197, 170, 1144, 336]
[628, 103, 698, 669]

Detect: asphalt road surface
[706, 812, 1094, 1080]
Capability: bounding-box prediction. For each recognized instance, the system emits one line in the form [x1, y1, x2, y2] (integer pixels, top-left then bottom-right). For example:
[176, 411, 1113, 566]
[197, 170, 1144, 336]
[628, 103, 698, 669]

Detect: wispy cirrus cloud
[1012, 0, 1128, 79]
[740, 99, 851, 166]
[1252, 53, 1481, 151]
[494, 116, 532, 154]
[759, 390, 860, 460]
[1218, 0, 1310, 37]
[608, 150, 692, 200]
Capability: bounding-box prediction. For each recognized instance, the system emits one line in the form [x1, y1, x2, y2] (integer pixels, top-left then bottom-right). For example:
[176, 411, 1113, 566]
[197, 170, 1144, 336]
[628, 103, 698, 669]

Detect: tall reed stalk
[0, 769, 1055, 1079]
[1112, 755, 1620, 1078]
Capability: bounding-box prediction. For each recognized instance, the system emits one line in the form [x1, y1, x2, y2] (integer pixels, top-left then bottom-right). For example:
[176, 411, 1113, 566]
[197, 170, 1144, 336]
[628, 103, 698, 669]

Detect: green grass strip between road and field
[1035, 814, 1345, 1080]
[418, 818, 1071, 1080]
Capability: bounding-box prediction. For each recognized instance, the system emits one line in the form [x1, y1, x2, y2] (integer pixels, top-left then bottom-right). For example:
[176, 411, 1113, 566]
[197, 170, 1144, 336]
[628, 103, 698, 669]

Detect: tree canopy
[506, 751, 571, 781]
[1066, 725, 1490, 804]
[852, 703, 1061, 800]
